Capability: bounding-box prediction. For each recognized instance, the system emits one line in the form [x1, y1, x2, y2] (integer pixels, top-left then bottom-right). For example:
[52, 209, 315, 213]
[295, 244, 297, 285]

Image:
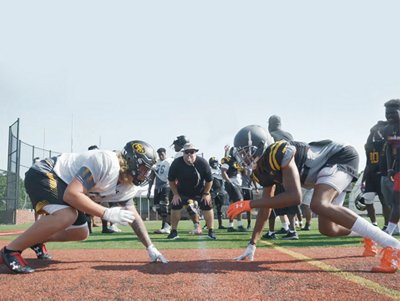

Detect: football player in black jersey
[382, 99, 400, 237]
[220, 148, 247, 232]
[228, 125, 400, 273]
[361, 121, 390, 228]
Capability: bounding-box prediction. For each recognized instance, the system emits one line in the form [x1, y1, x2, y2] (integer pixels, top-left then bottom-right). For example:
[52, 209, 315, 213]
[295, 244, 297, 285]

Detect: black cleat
[237, 226, 247, 232]
[275, 227, 288, 235]
[218, 225, 227, 230]
[102, 228, 116, 234]
[0, 247, 35, 274]
[207, 230, 217, 240]
[31, 243, 52, 260]
[227, 227, 236, 232]
[262, 232, 277, 240]
[282, 231, 299, 240]
[167, 230, 179, 240]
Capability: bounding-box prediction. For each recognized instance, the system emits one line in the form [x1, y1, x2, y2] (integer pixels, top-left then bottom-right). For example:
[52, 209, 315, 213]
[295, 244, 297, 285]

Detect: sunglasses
[184, 150, 196, 155]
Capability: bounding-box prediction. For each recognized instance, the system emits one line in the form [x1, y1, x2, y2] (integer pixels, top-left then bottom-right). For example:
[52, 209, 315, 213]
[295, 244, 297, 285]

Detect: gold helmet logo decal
[132, 143, 145, 154]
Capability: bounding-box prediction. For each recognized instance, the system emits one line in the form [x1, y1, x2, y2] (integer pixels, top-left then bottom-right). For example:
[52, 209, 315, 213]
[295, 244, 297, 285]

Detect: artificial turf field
[0, 217, 399, 300]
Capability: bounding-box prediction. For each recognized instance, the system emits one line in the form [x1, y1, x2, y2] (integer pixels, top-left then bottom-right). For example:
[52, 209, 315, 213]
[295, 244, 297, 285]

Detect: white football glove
[147, 244, 168, 263]
[102, 207, 134, 226]
[234, 243, 256, 261]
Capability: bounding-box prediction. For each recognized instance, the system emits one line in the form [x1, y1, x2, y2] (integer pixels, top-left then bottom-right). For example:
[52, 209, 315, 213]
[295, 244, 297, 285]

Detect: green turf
[0, 216, 386, 250]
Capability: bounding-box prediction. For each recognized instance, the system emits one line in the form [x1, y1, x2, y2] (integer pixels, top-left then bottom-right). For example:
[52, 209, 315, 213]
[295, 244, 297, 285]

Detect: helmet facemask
[235, 146, 256, 168]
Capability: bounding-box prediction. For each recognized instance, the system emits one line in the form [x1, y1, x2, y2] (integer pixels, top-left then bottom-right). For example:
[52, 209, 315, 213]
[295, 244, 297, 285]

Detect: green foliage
[0, 173, 29, 210]
[0, 174, 6, 210]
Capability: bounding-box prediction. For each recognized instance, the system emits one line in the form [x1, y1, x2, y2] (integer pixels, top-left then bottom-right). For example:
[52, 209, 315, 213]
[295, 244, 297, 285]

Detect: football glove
[234, 243, 256, 261]
[227, 200, 251, 219]
[147, 244, 168, 263]
[102, 207, 134, 226]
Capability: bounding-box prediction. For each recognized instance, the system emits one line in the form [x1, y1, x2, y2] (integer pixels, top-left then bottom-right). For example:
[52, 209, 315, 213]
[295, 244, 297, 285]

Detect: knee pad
[158, 202, 169, 217]
[186, 199, 199, 216]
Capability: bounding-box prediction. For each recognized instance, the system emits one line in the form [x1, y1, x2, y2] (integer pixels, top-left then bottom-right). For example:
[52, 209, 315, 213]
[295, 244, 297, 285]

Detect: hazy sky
[1, 1, 399, 171]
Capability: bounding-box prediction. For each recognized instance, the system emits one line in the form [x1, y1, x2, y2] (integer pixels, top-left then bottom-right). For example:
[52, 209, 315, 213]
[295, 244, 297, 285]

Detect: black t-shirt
[364, 127, 385, 173]
[168, 156, 213, 197]
[382, 123, 400, 172]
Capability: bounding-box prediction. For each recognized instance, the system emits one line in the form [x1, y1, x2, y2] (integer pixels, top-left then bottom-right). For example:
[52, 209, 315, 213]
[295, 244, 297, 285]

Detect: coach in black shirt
[168, 143, 216, 240]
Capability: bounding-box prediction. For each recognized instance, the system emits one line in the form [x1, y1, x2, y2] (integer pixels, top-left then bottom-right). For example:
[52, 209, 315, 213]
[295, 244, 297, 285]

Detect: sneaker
[362, 238, 378, 257]
[371, 247, 400, 273]
[109, 225, 122, 233]
[276, 227, 288, 235]
[282, 231, 299, 240]
[159, 224, 171, 234]
[227, 227, 236, 232]
[102, 228, 116, 234]
[167, 230, 179, 240]
[207, 230, 217, 240]
[301, 225, 310, 231]
[237, 226, 247, 232]
[262, 232, 277, 240]
[0, 247, 34, 274]
[30, 243, 52, 260]
[218, 225, 227, 230]
[191, 224, 202, 235]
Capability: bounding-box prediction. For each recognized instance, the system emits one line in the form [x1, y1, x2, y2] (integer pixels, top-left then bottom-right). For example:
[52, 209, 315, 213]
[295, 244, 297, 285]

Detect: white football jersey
[53, 150, 135, 202]
[154, 158, 173, 186]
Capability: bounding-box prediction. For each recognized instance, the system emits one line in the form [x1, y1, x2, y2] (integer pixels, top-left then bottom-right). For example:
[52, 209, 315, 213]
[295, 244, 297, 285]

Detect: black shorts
[171, 195, 213, 211]
[270, 205, 300, 217]
[242, 188, 253, 200]
[24, 167, 87, 226]
[364, 170, 382, 195]
[154, 187, 170, 205]
[212, 192, 226, 207]
[225, 182, 243, 203]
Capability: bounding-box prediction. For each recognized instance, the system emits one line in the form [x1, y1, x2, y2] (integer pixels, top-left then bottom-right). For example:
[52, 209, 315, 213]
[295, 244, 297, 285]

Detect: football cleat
[31, 243, 52, 260]
[362, 238, 377, 257]
[0, 247, 35, 274]
[371, 247, 400, 273]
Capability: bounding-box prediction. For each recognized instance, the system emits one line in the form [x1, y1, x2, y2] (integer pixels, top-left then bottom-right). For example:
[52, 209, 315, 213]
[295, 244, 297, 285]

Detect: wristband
[202, 192, 210, 195]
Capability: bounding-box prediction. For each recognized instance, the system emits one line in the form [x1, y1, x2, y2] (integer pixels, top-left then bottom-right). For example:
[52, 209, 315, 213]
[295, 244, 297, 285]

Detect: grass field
[0, 216, 383, 250]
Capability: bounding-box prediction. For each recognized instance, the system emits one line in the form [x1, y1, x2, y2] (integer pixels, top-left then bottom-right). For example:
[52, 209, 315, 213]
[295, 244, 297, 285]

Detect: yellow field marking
[260, 240, 400, 300]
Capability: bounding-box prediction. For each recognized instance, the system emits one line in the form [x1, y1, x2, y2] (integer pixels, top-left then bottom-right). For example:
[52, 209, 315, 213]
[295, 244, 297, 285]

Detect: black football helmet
[233, 125, 274, 167]
[123, 140, 157, 186]
[209, 157, 219, 168]
[354, 193, 367, 211]
[172, 135, 190, 150]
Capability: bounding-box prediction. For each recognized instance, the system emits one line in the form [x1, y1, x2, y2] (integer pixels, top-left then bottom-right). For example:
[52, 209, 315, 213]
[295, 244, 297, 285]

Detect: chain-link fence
[1, 119, 157, 224]
[0, 119, 61, 224]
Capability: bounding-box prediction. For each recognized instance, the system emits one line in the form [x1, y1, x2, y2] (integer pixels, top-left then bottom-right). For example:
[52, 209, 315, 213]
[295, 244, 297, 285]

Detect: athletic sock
[347, 231, 361, 237]
[386, 222, 397, 235]
[237, 220, 243, 227]
[351, 217, 400, 249]
[282, 222, 289, 231]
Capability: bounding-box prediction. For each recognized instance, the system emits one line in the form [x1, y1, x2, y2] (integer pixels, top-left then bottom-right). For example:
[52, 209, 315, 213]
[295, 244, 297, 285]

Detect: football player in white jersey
[148, 148, 174, 234]
[0, 140, 168, 274]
